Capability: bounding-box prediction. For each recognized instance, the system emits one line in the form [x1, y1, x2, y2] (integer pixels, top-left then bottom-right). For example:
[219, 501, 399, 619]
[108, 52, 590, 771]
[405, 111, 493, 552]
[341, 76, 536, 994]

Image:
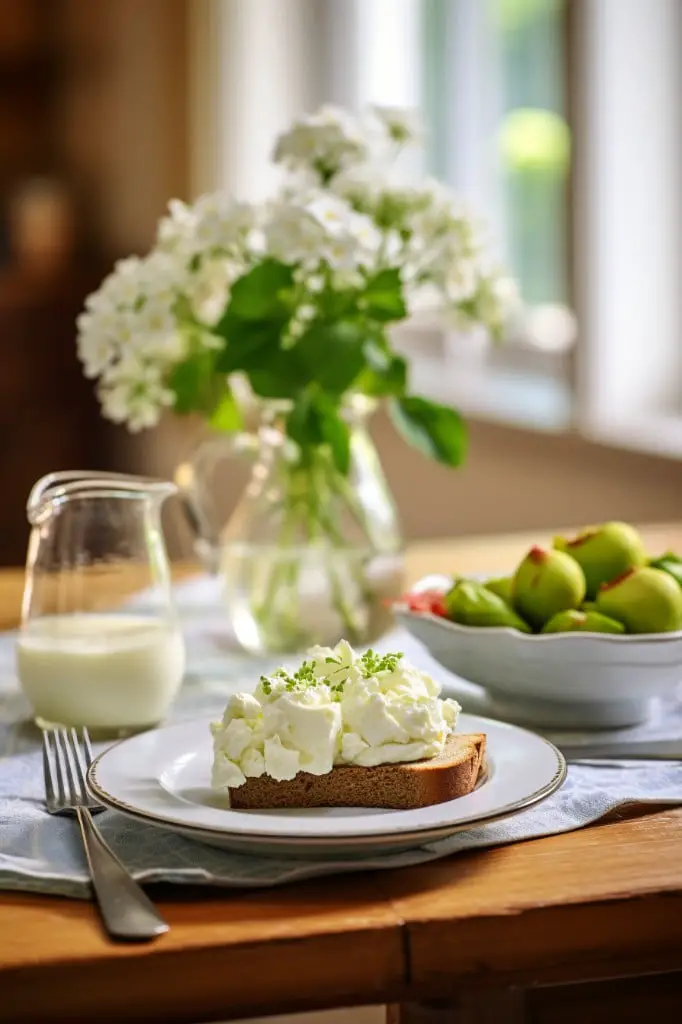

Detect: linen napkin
[2, 574, 682, 900]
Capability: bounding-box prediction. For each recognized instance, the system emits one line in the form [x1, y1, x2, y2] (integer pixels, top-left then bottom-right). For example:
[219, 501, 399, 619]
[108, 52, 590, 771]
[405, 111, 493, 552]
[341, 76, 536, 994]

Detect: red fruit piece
[528, 546, 549, 564]
[402, 589, 448, 617]
[599, 568, 636, 591]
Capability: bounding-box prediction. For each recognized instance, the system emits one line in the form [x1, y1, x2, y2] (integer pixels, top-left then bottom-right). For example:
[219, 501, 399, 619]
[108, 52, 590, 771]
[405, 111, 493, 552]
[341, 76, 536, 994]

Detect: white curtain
[187, 0, 425, 198]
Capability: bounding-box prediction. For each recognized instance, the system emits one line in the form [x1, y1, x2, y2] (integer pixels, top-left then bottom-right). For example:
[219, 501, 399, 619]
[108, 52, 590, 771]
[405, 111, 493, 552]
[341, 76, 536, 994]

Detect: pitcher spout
[26, 471, 177, 526]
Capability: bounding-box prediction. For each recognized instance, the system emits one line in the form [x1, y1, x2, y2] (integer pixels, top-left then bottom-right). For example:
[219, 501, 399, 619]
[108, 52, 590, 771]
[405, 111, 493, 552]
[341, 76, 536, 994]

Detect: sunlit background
[0, 0, 680, 565]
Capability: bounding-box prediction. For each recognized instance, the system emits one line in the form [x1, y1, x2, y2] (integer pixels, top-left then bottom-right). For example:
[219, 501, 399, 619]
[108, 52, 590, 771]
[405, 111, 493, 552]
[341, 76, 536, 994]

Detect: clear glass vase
[175, 400, 405, 654]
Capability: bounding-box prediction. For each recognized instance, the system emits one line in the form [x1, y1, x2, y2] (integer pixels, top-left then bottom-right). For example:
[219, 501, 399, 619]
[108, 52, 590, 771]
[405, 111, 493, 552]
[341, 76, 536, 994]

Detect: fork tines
[42, 728, 95, 811]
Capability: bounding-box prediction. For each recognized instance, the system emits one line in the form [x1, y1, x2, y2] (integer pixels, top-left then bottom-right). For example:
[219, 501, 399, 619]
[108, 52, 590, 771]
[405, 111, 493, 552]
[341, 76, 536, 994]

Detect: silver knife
[557, 738, 682, 762]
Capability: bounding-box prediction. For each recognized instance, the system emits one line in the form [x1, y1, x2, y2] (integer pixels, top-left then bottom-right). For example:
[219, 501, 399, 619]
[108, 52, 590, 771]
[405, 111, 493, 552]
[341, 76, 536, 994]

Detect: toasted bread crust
[228, 733, 486, 810]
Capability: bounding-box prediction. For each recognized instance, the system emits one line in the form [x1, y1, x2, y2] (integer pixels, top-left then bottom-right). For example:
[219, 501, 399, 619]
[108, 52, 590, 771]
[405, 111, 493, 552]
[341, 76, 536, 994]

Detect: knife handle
[561, 740, 682, 761]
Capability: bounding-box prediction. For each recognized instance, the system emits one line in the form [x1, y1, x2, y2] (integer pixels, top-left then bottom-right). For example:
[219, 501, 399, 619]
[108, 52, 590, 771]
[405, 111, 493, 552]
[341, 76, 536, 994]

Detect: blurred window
[425, 0, 570, 310]
[336, 0, 575, 431]
[347, 0, 681, 444]
[194, 0, 682, 452]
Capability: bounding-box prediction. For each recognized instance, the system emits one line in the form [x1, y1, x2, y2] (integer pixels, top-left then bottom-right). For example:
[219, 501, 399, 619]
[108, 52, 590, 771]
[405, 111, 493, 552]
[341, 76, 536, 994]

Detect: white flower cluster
[265, 192, 385, 283]
[77, 254, 191, 431]
[157, 194, 258, 262]
[272, 105, 369, 179]
[332, 172, 518, 329]
[77, 104, 519, 431]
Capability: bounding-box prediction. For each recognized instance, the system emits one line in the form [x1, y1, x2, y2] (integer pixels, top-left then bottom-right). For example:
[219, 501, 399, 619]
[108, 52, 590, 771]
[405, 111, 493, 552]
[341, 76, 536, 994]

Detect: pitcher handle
[174, 431, 260, 574]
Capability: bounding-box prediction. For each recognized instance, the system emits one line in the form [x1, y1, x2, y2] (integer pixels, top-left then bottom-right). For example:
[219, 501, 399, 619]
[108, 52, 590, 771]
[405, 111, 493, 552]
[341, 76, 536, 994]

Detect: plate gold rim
[87, 720, 567, 846]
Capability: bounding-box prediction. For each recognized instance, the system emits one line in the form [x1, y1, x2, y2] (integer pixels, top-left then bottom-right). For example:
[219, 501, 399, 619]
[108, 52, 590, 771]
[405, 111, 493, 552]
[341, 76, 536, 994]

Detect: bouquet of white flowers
[77, 104, 517, 467]
[76, 105, 519, 653]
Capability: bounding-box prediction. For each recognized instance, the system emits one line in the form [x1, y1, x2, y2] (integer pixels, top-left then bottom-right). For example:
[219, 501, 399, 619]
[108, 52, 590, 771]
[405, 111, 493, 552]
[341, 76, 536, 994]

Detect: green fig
[541, 609, 625, 634]
[445, 580, 531, 632]
[596, 567, 682, 633]
[649, 552, 682, 588]
[485, 576, 514, 604]
[554, 521, 647, 599]
[512, 546, 586, 630]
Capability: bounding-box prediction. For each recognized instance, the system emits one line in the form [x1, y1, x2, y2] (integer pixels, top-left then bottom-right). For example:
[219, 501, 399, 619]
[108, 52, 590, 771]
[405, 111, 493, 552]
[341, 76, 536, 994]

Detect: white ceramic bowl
[396, 574, 682, 729]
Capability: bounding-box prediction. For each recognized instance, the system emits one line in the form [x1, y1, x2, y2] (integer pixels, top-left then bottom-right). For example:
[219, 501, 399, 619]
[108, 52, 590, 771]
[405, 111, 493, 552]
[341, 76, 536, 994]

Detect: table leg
[388, 970, 682, 1023]
[387, 991, 527, 1024]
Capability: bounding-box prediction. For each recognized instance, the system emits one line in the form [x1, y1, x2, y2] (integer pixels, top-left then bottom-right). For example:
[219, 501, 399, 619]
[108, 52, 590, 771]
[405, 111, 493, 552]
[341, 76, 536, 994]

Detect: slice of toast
[228, 733, 486, 811]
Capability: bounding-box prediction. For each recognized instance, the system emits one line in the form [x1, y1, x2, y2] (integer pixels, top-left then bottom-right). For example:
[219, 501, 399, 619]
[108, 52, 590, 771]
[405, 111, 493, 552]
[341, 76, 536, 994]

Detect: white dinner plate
[88, 714, 566, 858]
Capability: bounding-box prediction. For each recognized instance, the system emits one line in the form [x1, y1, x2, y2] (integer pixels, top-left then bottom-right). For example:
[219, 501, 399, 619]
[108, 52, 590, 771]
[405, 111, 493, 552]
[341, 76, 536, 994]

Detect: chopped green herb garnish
[259, 649, 404, 698]
[359, 649, 404, 678]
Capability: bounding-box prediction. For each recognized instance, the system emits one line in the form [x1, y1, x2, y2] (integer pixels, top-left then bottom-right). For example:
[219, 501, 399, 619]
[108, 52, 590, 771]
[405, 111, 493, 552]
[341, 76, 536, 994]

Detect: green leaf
[356, 341, 407, 396]
[360, 268, 407, 323]
[213, 260, 296, 375]
[209, 388, 242, 432]
[317, 399, 351, 475]
[248, 348, 309, 399]
[389, 396, 468, 467]
[317, 288, 359, 321]
[295, 320, 366, 393]
[214, 314, 280, 374]
[169, 352, 217, 414]
[652, 551, 682, 565]
[286, 392, 351, 475]
[225, 259, 295, 321]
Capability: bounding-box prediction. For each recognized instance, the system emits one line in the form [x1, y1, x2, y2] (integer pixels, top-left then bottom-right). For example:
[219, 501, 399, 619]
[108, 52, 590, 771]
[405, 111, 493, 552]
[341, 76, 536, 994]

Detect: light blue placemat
[2, 575, 682, 899]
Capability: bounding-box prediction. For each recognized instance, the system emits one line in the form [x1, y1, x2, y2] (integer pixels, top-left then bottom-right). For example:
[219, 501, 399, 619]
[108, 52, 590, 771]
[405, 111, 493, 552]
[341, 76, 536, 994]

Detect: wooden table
[4, 526, 682, 1024]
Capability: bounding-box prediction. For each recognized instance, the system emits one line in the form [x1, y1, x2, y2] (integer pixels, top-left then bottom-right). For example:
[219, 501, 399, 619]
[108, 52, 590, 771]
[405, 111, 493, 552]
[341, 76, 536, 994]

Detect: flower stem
[245, 443, 382, 651]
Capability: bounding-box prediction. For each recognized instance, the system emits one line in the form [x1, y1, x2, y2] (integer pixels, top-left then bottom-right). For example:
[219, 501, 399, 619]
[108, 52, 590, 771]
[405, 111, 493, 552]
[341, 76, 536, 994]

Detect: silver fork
[42, 728, 169, 941]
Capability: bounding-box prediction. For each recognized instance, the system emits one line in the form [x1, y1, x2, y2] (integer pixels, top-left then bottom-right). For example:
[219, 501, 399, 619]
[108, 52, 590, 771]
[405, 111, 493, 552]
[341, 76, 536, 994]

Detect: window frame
[572, 0, 682, 454]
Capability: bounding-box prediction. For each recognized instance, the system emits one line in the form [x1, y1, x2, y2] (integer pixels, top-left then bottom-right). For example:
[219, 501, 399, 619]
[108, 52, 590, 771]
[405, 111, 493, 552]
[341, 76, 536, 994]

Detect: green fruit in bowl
[512, 546, 586, 629]
[649, 552, 682, 588]
[554, 521, 647, 599]
[445, 580, 531, 632]
[596, 567, 682, 633]
[485, 576, 514, 603]
[541, 609, 625, 634]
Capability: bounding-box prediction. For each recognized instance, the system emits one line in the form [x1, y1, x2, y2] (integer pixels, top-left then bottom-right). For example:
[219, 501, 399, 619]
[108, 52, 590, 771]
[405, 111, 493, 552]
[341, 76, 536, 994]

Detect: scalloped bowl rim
[394, 605, 682, 644]
[396, 570, 682, 645]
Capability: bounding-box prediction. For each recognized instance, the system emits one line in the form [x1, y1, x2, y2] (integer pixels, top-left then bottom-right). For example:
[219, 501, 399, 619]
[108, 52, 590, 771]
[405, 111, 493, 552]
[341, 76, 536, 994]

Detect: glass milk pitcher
[16, 471, 185, 737]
